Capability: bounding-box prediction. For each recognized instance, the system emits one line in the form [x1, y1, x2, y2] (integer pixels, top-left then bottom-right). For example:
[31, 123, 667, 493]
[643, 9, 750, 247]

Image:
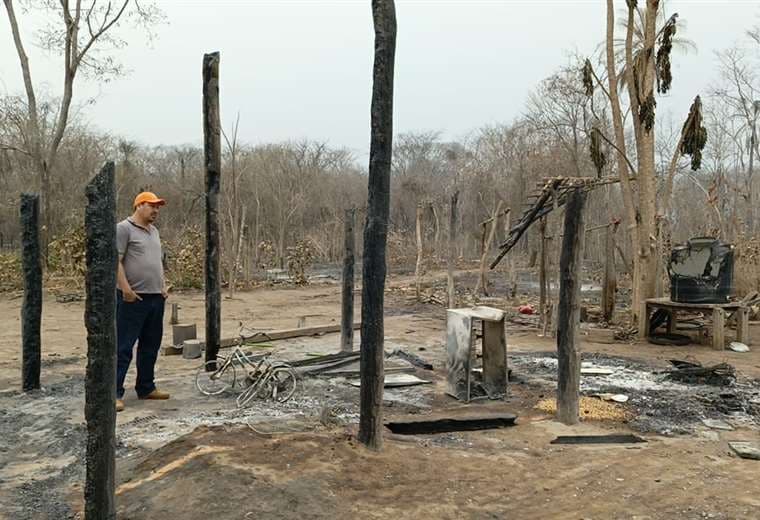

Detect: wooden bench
[640, 297, 750, 350]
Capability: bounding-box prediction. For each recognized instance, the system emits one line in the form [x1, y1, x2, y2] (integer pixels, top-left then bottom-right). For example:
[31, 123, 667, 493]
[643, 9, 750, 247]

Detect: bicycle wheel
[195, 357, 236, 395]
[268, 367, 297, 402]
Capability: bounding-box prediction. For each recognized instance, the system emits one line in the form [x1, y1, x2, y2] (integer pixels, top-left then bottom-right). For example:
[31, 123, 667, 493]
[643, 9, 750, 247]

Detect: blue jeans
[116, 292, 165, 399]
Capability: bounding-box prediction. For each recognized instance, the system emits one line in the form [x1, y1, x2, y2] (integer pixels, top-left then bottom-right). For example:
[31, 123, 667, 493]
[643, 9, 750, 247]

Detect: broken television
[668, 237, 734, 304]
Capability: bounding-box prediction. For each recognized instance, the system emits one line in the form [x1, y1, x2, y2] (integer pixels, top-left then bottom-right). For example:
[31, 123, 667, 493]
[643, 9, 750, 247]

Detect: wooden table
[640, 297, 750, 350]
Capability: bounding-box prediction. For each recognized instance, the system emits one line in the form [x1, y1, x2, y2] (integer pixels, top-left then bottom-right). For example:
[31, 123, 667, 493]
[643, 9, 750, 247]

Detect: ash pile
[511, 352, 760, 435]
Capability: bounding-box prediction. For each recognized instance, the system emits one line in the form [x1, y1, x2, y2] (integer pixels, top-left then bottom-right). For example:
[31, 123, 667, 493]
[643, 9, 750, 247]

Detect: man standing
[115, 191, 170, 412]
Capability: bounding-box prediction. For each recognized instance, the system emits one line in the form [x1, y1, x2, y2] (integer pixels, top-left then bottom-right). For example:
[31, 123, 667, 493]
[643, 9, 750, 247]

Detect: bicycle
[195, 325, 298, 406]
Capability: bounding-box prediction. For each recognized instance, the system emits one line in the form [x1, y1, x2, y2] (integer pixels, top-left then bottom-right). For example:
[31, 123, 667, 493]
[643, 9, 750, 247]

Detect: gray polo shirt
[116, 218, 165, 294]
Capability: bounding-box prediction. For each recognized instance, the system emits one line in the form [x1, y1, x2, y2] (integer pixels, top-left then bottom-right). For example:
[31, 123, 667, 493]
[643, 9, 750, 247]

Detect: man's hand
[123, 289, 142, 303]
[161, 289, 169, 300]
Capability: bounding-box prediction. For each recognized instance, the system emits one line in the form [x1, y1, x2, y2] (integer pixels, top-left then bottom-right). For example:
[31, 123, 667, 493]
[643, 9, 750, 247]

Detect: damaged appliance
[669, 237, 734, 304]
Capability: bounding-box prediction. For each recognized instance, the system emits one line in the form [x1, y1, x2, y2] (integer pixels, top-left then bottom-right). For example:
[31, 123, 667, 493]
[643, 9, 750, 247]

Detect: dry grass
[535, 396, 632, 422]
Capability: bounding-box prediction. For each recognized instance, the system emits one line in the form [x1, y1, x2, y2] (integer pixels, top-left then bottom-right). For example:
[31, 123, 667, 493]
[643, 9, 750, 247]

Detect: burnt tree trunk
[84, 162, 118, 518]
[359, 0, 396, 451]
[556, 189, 586, 425]
[20, 193, 42, 391]
[341, 208, 356, 352]
[203, 52, 222, 366]
[447, 191, 459, 308]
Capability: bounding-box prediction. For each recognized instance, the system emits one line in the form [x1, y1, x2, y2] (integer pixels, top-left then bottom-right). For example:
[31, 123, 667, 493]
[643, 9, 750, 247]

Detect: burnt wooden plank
[386, 412, 517, 435]
[551, 434, 646, 445]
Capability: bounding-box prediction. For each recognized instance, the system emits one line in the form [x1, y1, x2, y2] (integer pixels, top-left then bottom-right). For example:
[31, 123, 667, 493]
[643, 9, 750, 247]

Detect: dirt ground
[1, 272, 760, 519]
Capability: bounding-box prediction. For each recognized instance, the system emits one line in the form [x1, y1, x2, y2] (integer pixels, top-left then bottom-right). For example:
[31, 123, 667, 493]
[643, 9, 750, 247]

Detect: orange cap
[133, 191, 166, 208]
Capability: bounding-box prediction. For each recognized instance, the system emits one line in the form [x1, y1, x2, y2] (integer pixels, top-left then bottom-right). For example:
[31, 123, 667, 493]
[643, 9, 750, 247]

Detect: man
[115, 191, 170, 412]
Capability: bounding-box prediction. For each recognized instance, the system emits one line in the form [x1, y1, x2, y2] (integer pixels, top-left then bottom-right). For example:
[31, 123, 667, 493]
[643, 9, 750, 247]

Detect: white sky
[1, 0, 758, 161]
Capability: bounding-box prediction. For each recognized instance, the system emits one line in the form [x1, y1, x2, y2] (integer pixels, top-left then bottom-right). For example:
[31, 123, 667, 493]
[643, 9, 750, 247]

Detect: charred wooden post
[415, 203, 424, 300]
[503, 208, 516, 298]
[602, 221, 619, 322]
[359, 0, 396, 451]
[83, 162, 118, 518]
[556, 189, 586, 425]
[447, 191, 459, 308]
[341, 208, 356, 352]
[203, 52, 222, 367]
[20, 193, 42, 391]
[539, 217, 548, 329]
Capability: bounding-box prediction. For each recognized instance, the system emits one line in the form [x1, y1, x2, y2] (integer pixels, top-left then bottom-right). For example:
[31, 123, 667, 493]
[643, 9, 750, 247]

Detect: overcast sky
[1, 1, 758, 161]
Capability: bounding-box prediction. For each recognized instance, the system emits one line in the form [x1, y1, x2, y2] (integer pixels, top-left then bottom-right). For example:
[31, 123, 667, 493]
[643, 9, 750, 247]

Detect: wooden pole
[503, 208, 515, 298]
[539, 217, 547, 328]
[359, 0, 396, 451]
[414, 203, 424, 300]
[476, 201, 503, 296]
[83, 162, 117, 518]
[341, 208, 356, 352]
[447, 191, 459, 308]
[602, 221, 619, 322]
[203, 51, 222, 367]
[20, 193, 42, 391]
[556, 189, 586, 425]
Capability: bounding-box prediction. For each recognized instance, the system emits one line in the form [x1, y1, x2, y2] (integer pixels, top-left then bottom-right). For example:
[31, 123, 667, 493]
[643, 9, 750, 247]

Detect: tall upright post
[203, 52, 222, 366]
[359, 0, 396, 451]
[447, 191, 459, 308]
[341, 208, 356, 352]
[20, 193, 42, 391]
[539, 217, 548, 328]
[747, 101, 758, 235]
[602, 221, 618, 323]
[556, 189, 587, 425]
[83, 162, 117, 518]
[414, 203, 424, 300]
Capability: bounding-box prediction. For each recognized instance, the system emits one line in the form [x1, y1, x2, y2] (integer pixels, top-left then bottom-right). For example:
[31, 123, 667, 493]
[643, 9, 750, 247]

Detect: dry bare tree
[2, 0, 163, 250]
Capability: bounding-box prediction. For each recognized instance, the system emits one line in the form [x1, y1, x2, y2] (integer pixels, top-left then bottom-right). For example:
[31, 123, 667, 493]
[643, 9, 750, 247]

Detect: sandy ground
[1, 273, 759, 519]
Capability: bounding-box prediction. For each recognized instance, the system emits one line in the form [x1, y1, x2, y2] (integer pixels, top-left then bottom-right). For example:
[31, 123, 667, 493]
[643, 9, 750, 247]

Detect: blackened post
[359, 0, 396, 450]
[203, 51, 222, 366]
[341, 208, 356, 352]
[556, 189, 586, 425]
[20, 193, 42, 391]
[447, 191, 459, 308]
[602, 221, 619, 323]
[539, 217, 547, 330]
[84, 162, 117, 518]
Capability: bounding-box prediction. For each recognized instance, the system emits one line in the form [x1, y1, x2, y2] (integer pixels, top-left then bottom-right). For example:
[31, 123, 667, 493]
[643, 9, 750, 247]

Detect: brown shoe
[116, 399, 125, 412]
[139, 389, 170, 400]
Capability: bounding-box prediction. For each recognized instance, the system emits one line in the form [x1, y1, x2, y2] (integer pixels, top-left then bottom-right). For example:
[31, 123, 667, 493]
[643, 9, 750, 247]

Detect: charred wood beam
[359, 0, 396, 451]
[83, 162, 118, 518]
[20, 193, 42, 391]
[203, 51, 222, 366]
